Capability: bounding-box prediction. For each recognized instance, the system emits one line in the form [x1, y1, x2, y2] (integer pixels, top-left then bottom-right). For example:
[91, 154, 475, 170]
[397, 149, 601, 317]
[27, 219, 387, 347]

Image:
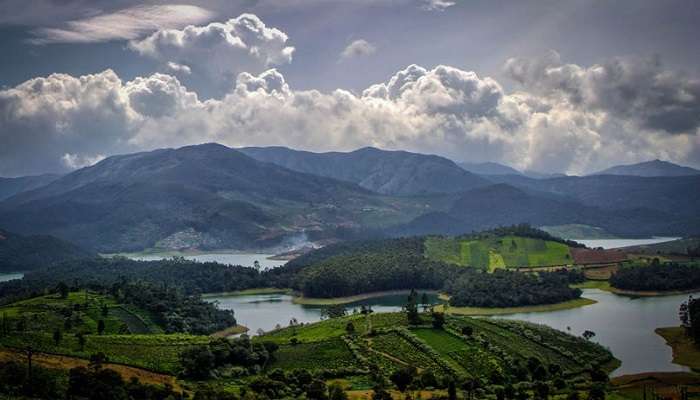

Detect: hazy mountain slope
[0, 229, 91, 272]
[593, 159, 700, 177]
[484, 174, 700, 218]
[457, 161, 521, 176]
[391, 183, 693, 237]
[239, 146, 489, 195]
[0, 144, 417, 252]
[0, 174, 61, 201]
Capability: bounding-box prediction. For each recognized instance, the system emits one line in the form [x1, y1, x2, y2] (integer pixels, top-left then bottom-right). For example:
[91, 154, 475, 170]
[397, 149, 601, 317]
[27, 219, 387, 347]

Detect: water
[497, 288, 695, 376]
[128, 253, 285, 270]
[0, 272, 24, 282]
[207, 292, 438, 335]
[575, 237, 679, 249]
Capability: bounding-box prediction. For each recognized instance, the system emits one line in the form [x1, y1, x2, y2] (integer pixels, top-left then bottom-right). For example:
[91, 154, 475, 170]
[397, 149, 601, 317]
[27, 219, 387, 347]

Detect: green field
[425, 235, 573, 270]
[0, 291, 208, 374]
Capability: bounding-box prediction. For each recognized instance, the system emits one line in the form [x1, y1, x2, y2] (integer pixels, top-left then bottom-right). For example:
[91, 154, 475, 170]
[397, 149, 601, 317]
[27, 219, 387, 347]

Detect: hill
[392, 183, 682, 238]
[239, 146, 489, 195]
[0, 229, 91, 272]
[593, 159, 700, 177]
[259, 311, 615, 383]
[0, 144, 421, 252]
[458, 161, 521, 176]
[0, 173, 60, 201]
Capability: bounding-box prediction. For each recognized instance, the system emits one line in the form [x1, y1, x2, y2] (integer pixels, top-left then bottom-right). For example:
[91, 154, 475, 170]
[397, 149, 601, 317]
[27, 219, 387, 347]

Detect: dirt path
[0, 348, 181, 391]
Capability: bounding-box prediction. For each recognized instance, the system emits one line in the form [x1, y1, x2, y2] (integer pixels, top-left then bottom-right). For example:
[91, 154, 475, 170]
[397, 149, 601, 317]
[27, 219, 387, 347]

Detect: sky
[1, 0, 699, 177]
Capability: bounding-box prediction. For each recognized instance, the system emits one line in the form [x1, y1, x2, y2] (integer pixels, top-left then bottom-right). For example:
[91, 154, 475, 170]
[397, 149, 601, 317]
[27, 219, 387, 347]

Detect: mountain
[0, 229, 91, 272]
[0, 144, 419, 252]
[391, 183, 693, 237]
[0, 174, 61, 201]
[239, 146, 489, 195]
[457, 161, 521, 176]
[592, 159, 700, 177]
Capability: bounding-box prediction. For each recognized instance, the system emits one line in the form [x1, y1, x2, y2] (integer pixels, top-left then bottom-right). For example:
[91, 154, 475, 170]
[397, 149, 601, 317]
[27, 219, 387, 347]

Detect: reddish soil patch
[571, 248, 628, 265]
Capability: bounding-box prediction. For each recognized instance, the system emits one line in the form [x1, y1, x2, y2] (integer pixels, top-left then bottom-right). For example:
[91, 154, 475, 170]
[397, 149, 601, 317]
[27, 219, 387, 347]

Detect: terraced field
[425, 235, 573, 270]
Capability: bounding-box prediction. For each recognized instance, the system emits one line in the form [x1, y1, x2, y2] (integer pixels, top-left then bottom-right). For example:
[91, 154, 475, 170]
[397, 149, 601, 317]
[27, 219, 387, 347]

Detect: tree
[180, 346, 215, 379]
[75, 332, 86, 351]
[56, 282, 69, 299]
[390, 366, 416, 392]
[582, 330, 596, 341]
[421, 292, 429, 311]
[329, 383, 348, 400]
[448, 379, 457, 400]
[587, 384, 605, 400]
[461, 325, 473, 337]
[306, 379, 329, 400]
[371, 383, 392, 400]
[431, 311, 445, 329]
[52, 329, 62, 345]
[534, 381, 550, 400]
[405, 289, 420, 325]
[321, 304, 347, 319]
[345, 321, 356, 335]
[97, 319, 105, 335]
[101, 304, 109, 317]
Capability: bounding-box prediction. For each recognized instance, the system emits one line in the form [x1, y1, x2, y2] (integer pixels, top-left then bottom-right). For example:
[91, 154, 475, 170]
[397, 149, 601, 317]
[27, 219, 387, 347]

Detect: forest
[610, 260, 700, 292]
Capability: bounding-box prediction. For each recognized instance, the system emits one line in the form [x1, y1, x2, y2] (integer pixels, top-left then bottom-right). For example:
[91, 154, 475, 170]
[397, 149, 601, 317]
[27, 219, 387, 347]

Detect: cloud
[504, 50, 700, 135]
[30, 4, 214, 44]
[421, 0, 456, 11]
[166, 62, 191, 75]
[61, 153, 105, 169]
[340, 39, 376, 60]
[1, 56, 698, 177]
[129, 13, 294, 94]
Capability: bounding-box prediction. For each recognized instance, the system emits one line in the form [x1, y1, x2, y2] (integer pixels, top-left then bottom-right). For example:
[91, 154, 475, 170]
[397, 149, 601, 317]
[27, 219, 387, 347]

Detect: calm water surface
[208, 292, 437, 335]
[130, 253, 284, 270]
[575, 237, 679, 249]
[0, 272, 24, 282]
[498, 288, 695, 376]
[210, 289, 692, 376]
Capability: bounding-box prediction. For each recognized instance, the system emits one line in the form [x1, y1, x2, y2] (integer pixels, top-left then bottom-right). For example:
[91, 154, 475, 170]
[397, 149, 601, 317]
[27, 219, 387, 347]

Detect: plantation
[425, 235, 573, 270]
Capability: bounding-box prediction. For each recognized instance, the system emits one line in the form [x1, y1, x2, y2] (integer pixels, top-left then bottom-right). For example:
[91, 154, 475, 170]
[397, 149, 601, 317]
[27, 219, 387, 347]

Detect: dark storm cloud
[505, 51, 700, 135]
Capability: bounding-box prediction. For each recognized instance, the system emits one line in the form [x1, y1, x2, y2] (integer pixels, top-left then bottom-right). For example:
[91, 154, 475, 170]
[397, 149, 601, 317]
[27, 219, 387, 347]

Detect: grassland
[255, 312, 616, 381]
[434, 297, 597, 316]
[656, 327, 700, 370]
[425, 235, 572, 270]
[0, 290, 210, 374]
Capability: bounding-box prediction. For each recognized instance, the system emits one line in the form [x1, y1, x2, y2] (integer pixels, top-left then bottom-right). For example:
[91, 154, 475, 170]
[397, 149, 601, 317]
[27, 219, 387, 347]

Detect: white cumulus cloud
[340, 39, 376, 60]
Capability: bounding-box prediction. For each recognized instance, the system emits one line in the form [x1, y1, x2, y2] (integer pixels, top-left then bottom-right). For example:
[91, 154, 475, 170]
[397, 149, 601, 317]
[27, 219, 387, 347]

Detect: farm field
[425, 235, 573, 269]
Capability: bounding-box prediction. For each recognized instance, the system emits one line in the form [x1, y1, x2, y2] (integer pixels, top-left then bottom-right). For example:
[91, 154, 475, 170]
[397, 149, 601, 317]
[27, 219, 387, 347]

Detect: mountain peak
[593, 159, 700, 177]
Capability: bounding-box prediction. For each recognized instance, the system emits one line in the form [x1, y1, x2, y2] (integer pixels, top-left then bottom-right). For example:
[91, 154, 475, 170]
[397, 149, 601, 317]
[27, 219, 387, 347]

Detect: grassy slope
[424, 235, 572, 269]
[0, 291, 207, 374]
[656, 327, 700, 370]
[256, 312, 616, 380]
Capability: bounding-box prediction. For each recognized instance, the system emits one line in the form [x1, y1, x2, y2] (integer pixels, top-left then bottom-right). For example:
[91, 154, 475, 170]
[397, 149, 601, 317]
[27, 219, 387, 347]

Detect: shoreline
[434, 297, 597, 316]
[202, 288, 292, 298]
[655, 326, 700, 370]
[211, 324, 249, 338]
[572, 280, 700, 297]
[292, 289, 440, 305]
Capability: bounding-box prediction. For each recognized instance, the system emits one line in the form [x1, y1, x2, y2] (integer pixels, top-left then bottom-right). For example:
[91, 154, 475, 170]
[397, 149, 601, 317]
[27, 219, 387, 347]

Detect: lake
[207, 292, 438, 335]
[127, 252, 285, 270]
[209, 288, 693, 376]
[0, 272, 24, 282]
[498, 288, 694, 376]
[574, 237, 680, 249]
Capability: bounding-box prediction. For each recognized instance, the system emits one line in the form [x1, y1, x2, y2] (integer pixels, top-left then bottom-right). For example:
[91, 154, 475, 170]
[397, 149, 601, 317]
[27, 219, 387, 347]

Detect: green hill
[425, 234, 572, 271]
[257, 312, 616, 382]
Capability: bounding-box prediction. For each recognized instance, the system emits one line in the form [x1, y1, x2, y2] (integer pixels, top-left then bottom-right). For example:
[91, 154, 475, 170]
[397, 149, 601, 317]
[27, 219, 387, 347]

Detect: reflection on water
[129, 253, 284, 270]
[575, 237, 679, 249]
[0, 272, 24, 282]
[497, 288, 695, 376]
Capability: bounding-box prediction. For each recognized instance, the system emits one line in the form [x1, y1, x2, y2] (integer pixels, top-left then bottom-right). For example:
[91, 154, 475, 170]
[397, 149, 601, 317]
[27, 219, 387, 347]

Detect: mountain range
[0, 144, 698, 252]
[592, 159, 700, 177]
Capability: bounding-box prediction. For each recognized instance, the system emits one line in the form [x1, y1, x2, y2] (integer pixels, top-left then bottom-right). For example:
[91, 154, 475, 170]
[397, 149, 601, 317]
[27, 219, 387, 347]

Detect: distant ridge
[239, 146, 489, 195]
[458, 161, 522, 176]
[592, 159, 700, 177]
